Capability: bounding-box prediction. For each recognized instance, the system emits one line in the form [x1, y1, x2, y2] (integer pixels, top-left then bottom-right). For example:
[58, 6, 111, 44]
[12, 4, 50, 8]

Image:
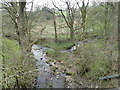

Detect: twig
[99, 74, 120, 80]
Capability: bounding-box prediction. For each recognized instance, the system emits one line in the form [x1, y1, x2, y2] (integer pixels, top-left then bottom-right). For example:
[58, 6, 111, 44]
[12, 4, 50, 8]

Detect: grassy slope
[73, 39, 118, 88]
[2, 38, 22, 65]
[1, 38, 37, 88]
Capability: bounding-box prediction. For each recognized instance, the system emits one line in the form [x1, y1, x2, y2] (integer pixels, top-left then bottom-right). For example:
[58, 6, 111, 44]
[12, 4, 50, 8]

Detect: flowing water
[31, 45, 66, 88]
[31, 39, 94, 88]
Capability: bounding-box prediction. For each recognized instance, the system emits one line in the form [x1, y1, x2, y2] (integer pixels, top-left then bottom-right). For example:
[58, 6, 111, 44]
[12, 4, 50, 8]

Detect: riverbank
[42, 38, 119, 88]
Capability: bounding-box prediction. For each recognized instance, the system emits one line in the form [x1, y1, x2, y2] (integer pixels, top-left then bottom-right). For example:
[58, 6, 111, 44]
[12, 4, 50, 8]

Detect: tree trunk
[118, 1, 120, 75]
[53, 13, 58, 42]
[70, 26, 74, 41]
[15, 23, 21, 45]
[17, 1, 28, 55]
[103, 5, 109, 43]
[81, 4, 88, 40]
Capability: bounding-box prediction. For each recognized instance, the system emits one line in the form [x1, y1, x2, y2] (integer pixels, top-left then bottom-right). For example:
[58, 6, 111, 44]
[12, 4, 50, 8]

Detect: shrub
[1, 38, 36, 88]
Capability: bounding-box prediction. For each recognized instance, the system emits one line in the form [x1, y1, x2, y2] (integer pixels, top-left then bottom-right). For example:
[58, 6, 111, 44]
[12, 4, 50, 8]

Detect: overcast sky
[29, 0, 120, 9]
[2, 0, 119, 11]
[26, 0, 92, 10]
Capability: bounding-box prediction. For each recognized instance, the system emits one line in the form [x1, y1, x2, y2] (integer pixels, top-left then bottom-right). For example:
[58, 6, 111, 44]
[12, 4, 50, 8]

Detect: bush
[1, 38, 36, 88]
[75, 40, 112, 81]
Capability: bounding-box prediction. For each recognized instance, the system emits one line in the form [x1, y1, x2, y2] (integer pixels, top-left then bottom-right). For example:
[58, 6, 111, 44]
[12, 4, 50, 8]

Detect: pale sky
[29, 0, 120, 10]
[26, 0, 92, 11]
[2, 0, 120, 11]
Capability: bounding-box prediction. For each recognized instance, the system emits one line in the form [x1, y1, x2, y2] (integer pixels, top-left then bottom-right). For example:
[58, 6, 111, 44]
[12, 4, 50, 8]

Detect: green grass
[46, 49, 69, 62]
[75, 40, 114, 81]
[1, 38, 22, 87]
[86, 59, 112, 80]
[58, 34, 70, 39]
[85, 40, 104, 49]
[2, 38, 22, 65]
[39, 40, 74, 50]
[1, 38, 36, 88]
[59, 53, 69, 61]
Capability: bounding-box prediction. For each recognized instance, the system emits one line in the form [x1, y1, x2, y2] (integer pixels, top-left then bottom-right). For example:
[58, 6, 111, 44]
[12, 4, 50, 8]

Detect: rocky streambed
[31, 39, 96, 88]
[31, 45, 66, 88]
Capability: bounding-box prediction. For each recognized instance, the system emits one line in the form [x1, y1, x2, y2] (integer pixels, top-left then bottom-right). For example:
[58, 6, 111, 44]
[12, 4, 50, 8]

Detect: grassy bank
[1, 38, 36, 88]
[73, 40, 118, 88]
[36, 39, 74, 50]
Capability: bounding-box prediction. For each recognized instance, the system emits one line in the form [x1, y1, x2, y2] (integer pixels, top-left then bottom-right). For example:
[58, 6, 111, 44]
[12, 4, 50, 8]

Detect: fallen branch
[26, 38, 39, 51]
[26, 26, 46, 52]
[99, 74, 120, 80]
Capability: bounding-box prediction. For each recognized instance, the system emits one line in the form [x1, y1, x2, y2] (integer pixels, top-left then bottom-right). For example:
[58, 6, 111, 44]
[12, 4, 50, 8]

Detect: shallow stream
[31, 45, 66, 88]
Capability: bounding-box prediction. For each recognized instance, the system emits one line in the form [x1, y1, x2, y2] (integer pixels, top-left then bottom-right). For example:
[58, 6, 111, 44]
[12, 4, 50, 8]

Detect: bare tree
[1, 0, 32, 54]
[1, 1, 21, 43]
[77, 0, 89, 39]
[17, 1, 28, 54]
[1, 1, 37, 88]
[48, 10, 58, 42]
[52, 0, 77, 41]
